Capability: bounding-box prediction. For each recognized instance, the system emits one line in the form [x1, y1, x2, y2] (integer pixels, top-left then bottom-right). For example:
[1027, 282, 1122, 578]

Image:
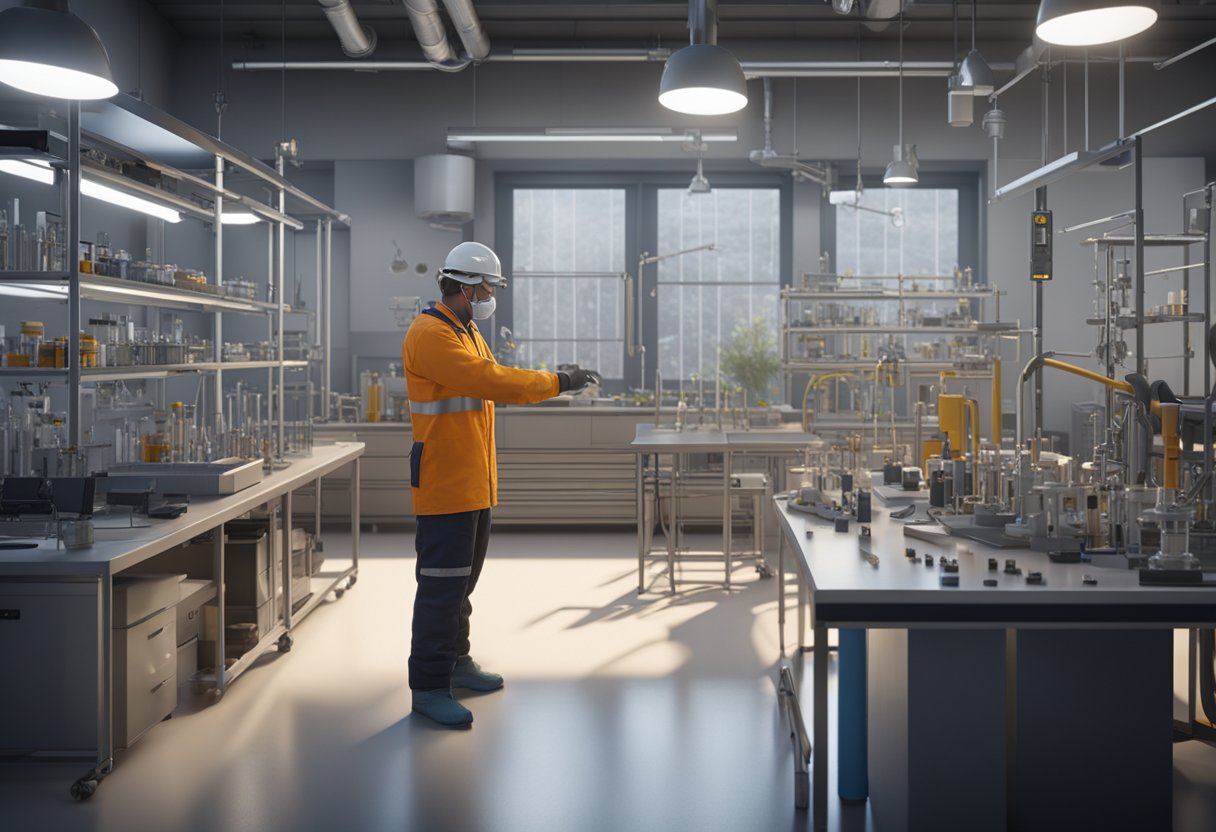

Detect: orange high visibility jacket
[402, 303, 560, 516]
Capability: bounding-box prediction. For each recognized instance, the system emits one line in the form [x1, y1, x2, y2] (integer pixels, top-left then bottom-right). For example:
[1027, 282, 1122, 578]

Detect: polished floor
[2, 530, 1215, 832]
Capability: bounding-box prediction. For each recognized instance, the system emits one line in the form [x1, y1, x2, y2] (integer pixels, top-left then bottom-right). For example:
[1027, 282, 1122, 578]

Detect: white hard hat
[438, 241, 507, 287]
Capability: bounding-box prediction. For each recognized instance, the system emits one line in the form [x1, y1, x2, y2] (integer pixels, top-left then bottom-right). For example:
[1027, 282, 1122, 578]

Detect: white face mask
[466, 287, 496, 320]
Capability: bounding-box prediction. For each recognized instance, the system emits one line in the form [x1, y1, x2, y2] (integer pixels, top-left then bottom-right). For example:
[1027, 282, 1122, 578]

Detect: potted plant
[720, 316, 780, 406]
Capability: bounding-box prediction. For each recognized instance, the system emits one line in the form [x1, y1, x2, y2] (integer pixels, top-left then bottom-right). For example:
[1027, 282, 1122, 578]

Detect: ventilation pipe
[317, 0, 377, 58]
[401, 0, 490, 72]
[441, 0, 490, 62]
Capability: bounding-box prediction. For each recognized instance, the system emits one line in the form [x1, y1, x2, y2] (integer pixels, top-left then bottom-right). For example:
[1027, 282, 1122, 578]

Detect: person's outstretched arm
[408, 326, 560, 405]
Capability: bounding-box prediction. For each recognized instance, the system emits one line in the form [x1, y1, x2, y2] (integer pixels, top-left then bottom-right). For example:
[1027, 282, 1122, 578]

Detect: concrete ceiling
[146, 0, 1216, 47]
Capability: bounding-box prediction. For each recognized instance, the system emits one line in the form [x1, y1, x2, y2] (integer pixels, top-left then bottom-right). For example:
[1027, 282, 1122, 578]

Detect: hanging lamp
[884, 1, 919, 187]
[0, 1, 117, 100]
[1036, 0, 1158, 47]
[659, 0, 747, 116]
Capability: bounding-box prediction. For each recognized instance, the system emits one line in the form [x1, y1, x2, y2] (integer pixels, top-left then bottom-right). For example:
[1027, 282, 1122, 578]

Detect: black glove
[557, 365, 601, 392]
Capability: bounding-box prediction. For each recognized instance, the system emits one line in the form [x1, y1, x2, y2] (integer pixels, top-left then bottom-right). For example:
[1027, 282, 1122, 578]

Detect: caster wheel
[278, 634, 293, 653]
[71, 780, 96, 801]
[99, 759, 114, 776]
[347, 575, 358, 589]
[334, 587, 345, 599]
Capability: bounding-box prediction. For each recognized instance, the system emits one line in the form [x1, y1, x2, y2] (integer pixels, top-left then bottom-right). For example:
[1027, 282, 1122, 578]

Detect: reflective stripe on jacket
[402, 303, 561, 515]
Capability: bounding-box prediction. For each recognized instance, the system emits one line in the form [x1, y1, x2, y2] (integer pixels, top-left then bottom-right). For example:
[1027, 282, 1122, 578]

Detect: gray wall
[160, 36, 1214, 430]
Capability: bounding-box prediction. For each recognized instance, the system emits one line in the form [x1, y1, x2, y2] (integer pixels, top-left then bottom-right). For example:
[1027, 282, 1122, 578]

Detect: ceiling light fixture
[956, 0, 994, 95]
[1036, 0, 1158, 46]
[688, 157, 711, 194]
[0, 158, 56, 185]
[220, 211, 261, 225]
[81, 180, 181, 223]
[445, 127, 737, 143]
[0, 1, 118, 100]
[659, 0, 748, 116]
[885, 2, 919, 187]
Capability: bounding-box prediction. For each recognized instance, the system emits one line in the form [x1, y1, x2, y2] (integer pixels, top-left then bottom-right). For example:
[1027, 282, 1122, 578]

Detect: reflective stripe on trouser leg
[457, 508, 492, 659]
[419, 566, 473, 577]
[409, 509, 481, 690]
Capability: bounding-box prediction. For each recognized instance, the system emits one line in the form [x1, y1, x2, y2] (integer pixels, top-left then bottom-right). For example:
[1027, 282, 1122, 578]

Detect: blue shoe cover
[451, 656, 504, 692]
[412, 689, 473, 727]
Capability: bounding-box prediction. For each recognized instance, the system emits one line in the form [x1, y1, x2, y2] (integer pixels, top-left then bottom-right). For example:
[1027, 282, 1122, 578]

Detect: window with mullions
[656, 188, 781, 389]
[835, 188, 960, 277]
[510, 188, 626, 379]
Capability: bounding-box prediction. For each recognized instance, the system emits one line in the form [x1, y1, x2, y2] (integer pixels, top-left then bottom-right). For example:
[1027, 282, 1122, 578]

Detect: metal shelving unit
[777, 271, 1010, 461]
[1085, 232, 1208, 396]
[0, 94, 348, 460]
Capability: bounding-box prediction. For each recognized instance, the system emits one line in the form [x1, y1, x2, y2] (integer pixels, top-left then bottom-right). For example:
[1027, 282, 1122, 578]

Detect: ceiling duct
[442, 0, 490, 62]
[401, 0, 490, 72]
[317, 0, 377, 59]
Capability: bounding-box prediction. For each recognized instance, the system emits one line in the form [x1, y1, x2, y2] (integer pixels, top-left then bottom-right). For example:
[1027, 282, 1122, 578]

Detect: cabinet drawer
[119, 672, 176, 748]
[118, 607, 177, 692]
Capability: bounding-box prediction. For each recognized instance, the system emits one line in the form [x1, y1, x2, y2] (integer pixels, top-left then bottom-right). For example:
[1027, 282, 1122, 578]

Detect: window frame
[820, 170, 985, 286]
[496, 171, 792, 392]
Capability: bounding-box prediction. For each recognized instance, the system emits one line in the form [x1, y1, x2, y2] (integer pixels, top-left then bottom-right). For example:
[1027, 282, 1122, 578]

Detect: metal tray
[106, 458, 264, 496]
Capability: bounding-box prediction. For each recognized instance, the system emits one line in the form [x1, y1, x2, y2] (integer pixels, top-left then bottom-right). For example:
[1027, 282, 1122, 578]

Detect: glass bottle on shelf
[0, 209, 9, 270]
[18, 320, 43, 367]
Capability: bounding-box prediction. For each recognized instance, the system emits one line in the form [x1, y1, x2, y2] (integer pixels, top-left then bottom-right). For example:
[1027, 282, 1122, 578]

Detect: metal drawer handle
[151, 679, 167, 693]
[147, 627, 165, 640]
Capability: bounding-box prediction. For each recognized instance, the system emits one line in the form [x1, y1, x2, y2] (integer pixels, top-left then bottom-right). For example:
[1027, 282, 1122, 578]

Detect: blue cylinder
[837, 628, 869, 802]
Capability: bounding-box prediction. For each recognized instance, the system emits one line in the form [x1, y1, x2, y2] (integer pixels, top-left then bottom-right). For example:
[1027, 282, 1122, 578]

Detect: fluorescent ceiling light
[0, 3, 118, 100]
[0, 282, 68, 299]
[659, 45, 748, 115]
[1035, 0, 1158, 46]
[0, 158, 55, 185]
[221, 211, 261, 225]
[446, 127, 736, 143]
[81, 179, 181, 223]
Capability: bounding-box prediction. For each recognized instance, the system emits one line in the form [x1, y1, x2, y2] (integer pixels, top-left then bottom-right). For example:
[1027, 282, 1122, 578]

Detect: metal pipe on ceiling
[317, 0, 377, 58]
[441, 0, 490, 62]
[231, 56, 1012, 77]
[401, 0, 468, 71]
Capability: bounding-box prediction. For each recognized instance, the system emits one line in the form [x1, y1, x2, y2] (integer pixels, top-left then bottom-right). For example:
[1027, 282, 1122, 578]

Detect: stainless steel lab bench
[0, 442, 364, 800]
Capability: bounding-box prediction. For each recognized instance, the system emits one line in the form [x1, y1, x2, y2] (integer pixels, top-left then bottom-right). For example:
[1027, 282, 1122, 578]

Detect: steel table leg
[637, 451, 645, 594]
[72, 573, 114, 800]
[668, 452, 677, 595]
[214, 527, 226, 696]
[281, 491, 294, 635]
[352, 455, 361, 574]
[724, 449, 733, 589]
[798, 568, 807, 651]
[778, 529, 786, 656]
[813, 618, 829, 831]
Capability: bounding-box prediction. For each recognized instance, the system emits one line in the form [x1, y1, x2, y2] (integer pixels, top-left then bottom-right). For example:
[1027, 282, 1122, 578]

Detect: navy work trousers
[408, 507, 492, 691]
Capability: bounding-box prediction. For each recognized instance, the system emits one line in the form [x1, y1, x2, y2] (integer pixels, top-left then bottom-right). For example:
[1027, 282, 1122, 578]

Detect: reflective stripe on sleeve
[409, 396, 484, 416]
[419, 566, 474, 578]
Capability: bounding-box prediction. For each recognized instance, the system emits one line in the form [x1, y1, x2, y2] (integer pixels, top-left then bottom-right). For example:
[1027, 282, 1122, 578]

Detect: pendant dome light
[688, 156, 712, 194]
[1036, 0, 1158, 47]
[659, 0, 748, 116]
[955, 0, 994, 95]
[884, 1, 919, 187]
[0, 1, 117, 100]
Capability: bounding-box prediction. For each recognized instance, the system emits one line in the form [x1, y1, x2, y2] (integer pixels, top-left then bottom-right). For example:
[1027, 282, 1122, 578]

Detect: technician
[402, 241, 598, 728]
